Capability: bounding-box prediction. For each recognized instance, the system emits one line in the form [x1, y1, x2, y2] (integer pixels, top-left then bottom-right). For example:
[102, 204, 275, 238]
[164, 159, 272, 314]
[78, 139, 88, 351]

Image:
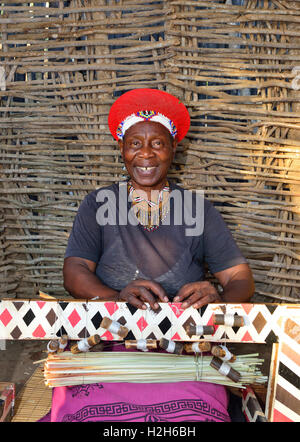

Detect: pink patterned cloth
[46, 380, 229, 422]
[39, 344, 230, 422]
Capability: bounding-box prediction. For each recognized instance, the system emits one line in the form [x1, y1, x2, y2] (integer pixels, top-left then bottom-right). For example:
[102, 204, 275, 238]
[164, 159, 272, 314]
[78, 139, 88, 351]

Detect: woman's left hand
[173, 281, 222, 309]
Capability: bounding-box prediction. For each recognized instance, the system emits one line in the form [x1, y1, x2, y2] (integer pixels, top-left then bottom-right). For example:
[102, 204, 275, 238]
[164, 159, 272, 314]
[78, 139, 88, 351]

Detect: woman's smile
[136, 166, 156, 172]
[134, 165, 157, 176]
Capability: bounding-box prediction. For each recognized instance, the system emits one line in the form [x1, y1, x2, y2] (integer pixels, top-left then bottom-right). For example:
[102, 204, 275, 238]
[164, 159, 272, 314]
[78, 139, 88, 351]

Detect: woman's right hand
[119, 279, 169, 311]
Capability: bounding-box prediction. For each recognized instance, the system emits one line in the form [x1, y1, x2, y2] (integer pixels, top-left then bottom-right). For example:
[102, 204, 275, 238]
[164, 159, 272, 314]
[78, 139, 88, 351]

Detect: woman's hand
[173, 281, 221, 309]
[119, 279, 169, 310]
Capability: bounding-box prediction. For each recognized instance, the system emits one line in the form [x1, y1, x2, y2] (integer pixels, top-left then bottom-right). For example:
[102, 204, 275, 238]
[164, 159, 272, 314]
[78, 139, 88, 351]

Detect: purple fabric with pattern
[50, 380, 229, 422]
[39, 344, 230, 422]
[39, 381, 229, 422]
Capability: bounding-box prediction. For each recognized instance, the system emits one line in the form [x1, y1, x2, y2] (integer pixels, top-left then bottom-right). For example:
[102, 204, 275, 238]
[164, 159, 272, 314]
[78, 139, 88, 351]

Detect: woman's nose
[138, 141, 155, 157]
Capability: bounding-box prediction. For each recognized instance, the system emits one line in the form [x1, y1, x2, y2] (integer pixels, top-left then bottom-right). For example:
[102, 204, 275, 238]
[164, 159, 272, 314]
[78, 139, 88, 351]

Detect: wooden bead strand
[125, 339, 157, 352]
[70, 334, 101, 354]
[47, 339, 59, 354]
[159, 338, 183, 355]
[213, 314, 244, 327]
[184, 341, 211, 353]
[57, 334, 68, 353]
[186, 324, 215, 337]
[211, 345, 236, 362]
[100, 317, 129, 339]
[210, 356, 241, 383]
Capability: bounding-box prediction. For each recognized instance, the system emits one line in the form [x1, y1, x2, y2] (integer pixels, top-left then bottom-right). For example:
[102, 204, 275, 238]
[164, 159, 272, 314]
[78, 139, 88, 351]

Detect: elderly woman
[64, 89, 254, 311]
[48, 89, 254, 422]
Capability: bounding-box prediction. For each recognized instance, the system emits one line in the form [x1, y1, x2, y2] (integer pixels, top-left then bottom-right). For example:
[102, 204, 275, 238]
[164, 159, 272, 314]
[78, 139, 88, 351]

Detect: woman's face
[118, 120, 177, 193]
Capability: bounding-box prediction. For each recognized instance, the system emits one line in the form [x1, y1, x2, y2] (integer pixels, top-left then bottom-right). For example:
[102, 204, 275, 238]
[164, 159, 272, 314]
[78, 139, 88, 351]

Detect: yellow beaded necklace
[128, 181, 170, 231]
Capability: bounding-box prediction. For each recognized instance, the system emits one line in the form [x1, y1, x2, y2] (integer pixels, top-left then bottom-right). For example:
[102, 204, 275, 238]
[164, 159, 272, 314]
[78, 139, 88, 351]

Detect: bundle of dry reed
[44, 351, 267, 389]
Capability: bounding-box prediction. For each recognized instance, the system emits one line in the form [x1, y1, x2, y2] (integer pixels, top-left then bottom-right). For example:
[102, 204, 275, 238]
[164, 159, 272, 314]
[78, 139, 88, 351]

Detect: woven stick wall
[0, 0, 300, 302]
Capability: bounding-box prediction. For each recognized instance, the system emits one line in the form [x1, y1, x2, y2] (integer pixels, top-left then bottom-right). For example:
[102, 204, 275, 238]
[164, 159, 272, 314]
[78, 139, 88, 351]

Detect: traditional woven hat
[108, 88, 190, 142]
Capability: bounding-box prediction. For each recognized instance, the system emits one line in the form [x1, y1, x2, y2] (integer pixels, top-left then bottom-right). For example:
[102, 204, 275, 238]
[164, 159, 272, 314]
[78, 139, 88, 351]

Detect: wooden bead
[70, 334, 101, 354]
[100, 317, 129, 338]
[186, 324, 215, 337]
[213, 314, 244, 327]
[211, 345, 236, 362]
[159, 338, 183, 355]
[210, 356, 241, 383]
[125, 339, 157, 351]
[184, 341, 211, 353]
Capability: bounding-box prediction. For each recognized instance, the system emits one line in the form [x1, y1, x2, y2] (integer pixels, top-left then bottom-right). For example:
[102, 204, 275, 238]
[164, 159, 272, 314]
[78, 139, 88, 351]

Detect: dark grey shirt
[65, 182, 247, 297]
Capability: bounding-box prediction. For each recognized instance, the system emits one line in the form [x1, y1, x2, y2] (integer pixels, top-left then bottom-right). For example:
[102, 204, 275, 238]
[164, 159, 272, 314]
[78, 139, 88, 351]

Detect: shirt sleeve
[203, 200, 247, 274]
[65, 192, 102, 263]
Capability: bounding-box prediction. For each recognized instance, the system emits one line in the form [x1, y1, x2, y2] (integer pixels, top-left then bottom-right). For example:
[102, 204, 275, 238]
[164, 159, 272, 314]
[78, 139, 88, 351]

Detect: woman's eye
[130, 140, 141, 148]
[152, 140, 162, 147]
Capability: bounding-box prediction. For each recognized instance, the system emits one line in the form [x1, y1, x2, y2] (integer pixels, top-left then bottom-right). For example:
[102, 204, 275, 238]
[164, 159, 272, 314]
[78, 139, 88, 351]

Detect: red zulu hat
[108, 88, 190, 142]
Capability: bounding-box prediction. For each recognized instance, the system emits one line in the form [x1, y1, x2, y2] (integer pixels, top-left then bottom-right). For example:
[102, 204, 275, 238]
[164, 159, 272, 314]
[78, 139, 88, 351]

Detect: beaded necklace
[128, 180, 170, 232]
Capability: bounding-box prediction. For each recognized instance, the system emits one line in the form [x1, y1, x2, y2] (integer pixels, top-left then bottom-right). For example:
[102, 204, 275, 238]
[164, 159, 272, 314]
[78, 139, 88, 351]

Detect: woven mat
[11, 365, 52, 422]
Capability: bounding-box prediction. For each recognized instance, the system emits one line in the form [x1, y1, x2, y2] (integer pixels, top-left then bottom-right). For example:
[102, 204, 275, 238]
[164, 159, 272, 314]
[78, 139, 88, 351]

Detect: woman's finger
[121, 285, 162, 310]
[189, 291, 221, 309]
[180, 292, 202, 308]
[175, 282, 219, 306]
[179, 285, 220, 309]
[189, 294, 213, 309]
[136, 286, 159, 310]
[125, 293, 148, 310]
[173, 283, 195, 302]
[135, 280, 169, 303]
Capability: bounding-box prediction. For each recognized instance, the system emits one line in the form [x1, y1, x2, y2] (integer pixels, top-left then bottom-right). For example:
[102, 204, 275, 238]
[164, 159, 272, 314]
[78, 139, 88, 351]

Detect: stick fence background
[1, 0, 300, 302]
